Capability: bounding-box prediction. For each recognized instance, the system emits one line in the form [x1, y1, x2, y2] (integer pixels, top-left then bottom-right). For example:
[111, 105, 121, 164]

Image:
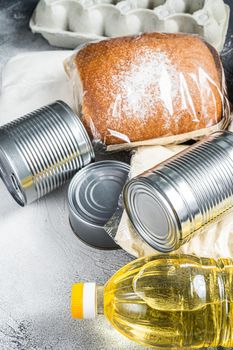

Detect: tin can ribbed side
[124, 131, 233, 253]
[0, 101, 94, 205]
[161, 141, 233, 224]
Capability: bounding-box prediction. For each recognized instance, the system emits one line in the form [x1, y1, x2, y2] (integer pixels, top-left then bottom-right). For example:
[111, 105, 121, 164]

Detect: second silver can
[124, 131, 233, 253]
[0, 101, 94, 206]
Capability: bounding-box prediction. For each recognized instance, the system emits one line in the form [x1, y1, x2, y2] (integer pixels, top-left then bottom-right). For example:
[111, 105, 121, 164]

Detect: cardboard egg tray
[30, 0, 230, 51]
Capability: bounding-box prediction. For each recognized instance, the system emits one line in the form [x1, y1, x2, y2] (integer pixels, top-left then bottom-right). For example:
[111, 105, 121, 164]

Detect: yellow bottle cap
[71, 283, 97, 319]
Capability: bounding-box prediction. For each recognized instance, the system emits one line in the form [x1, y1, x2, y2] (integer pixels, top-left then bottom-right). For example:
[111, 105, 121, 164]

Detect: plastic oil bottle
[71, 254, 233, 348]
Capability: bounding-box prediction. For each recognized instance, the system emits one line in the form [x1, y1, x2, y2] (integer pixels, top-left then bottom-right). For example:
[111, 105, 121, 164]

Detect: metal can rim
[124, 177, 181, 253]
[68, 160, 130, 229]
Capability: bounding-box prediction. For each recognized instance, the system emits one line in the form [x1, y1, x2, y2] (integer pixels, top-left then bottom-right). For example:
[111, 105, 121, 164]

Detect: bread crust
[74, 33, 223, 145]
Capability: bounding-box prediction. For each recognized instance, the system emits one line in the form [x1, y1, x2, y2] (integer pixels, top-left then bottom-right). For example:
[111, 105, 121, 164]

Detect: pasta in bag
[64, 32, 230, 151]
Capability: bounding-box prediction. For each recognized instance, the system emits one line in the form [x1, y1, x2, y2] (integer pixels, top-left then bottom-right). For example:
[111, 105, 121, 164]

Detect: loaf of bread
[65, 33, 225, 146]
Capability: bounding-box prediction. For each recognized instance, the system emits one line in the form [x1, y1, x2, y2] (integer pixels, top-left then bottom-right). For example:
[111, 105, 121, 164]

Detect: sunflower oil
[72, 254, 233, 348]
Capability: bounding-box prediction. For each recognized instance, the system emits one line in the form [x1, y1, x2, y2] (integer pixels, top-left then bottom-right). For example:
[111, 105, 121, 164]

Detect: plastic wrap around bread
[65, 32, 230, 151]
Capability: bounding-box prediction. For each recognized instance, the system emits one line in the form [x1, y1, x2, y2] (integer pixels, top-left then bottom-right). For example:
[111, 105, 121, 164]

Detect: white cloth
[0, 50, 73, 125]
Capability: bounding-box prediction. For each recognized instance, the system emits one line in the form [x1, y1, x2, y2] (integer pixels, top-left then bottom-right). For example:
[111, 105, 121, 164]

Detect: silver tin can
[68, 160, 130, 250]
[0, 101, 94, 206]
[124, 131, 233, 253]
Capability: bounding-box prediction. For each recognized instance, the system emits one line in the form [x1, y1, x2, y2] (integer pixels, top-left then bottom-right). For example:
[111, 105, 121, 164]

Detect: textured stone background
[0, 1, 233, 349]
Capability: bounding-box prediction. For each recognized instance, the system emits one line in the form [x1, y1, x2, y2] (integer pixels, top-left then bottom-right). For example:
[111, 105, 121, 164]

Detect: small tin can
[0, 101, 94, 206]
[124, 131, 233, 253]
[68, 160, 130, 249]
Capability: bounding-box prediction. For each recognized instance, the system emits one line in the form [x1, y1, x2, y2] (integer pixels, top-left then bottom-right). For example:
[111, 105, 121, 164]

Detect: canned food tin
[0, 101, 94, 206]
[68, 160, 130, 250]
[124, 131, 233, 253]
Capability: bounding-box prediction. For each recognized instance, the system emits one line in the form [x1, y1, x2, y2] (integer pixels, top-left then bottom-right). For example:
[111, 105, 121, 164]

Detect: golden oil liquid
[103, 255, 233, 349]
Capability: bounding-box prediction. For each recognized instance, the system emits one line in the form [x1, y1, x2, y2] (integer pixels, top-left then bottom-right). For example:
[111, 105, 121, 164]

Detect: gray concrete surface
[0, 1, 232, 349]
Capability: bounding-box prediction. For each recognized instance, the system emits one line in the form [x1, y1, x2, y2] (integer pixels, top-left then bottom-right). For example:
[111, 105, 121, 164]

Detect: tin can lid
[68, 160, 130, 249]
[124, 179, 181, 253]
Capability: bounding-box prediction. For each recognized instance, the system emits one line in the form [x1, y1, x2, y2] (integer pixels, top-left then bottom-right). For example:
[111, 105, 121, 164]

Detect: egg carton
[30, 0, 230, 51]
